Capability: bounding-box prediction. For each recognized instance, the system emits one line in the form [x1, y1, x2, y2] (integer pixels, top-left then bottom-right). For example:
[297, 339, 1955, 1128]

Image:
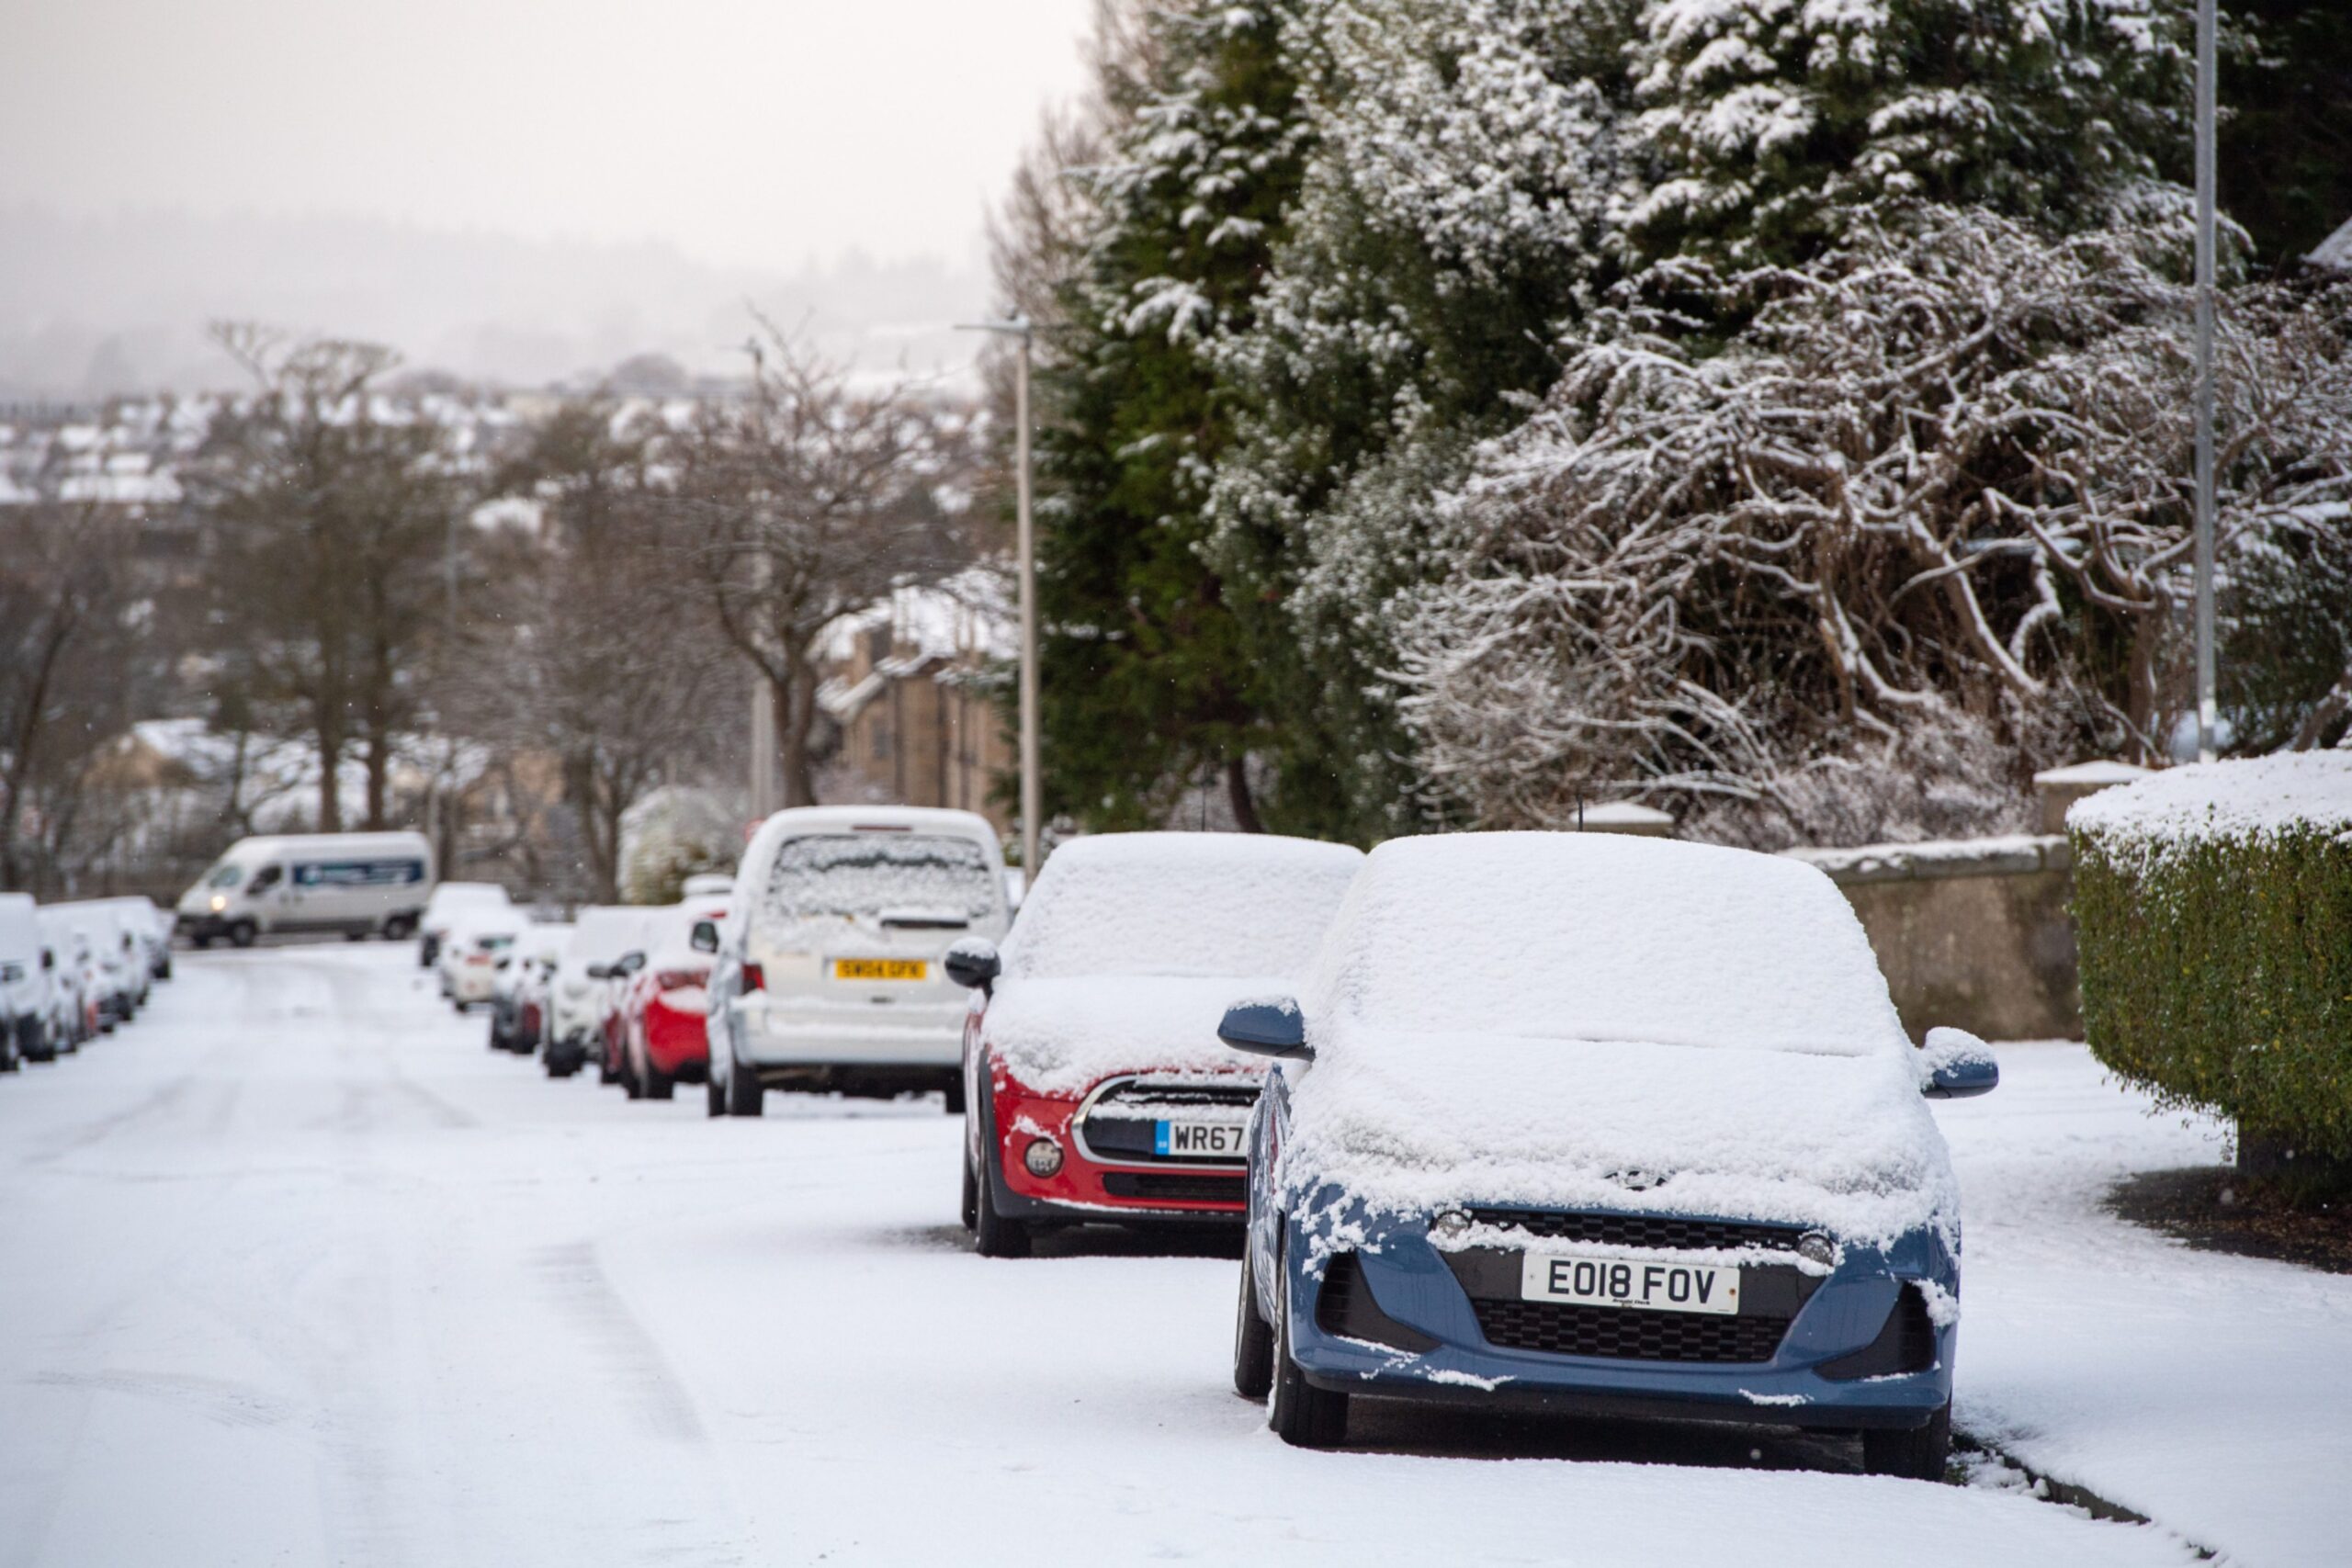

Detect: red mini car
[612, 897, 730, 1100]
[945, 832, 1363, 1257]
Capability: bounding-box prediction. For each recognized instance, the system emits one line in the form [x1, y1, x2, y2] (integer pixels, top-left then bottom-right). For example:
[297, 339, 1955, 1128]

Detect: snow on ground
[1937, 1042, 2352, 1567]
[0, 946, 2311, 1566]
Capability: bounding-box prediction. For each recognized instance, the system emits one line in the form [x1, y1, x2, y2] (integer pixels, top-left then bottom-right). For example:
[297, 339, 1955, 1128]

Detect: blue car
[1222, 832, 1997, 1475]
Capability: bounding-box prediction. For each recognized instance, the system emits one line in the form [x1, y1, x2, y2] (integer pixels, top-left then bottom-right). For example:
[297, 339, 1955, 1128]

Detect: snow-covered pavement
[0, 947, 2324, 1566]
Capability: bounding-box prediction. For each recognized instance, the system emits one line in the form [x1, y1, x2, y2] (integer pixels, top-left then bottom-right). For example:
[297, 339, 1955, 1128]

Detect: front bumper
[989, 1075, 1250, 1224]
[1282, 1219, 1955, 1432]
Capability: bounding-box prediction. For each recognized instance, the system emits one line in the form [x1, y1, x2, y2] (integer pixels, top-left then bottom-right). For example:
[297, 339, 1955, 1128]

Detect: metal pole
[2193, 0, 2218, 764]
[1015, 329, 1041, 876]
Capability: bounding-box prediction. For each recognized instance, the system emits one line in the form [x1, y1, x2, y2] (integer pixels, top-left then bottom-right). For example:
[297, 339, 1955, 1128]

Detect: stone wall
[1784, 837, 2081, 1043]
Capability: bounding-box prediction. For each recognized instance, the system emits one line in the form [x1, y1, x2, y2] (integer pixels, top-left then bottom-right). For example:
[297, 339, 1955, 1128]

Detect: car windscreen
[756, 834, 996, 936]
[203, 863, 244, 889]
[1316, 834, 1900, 1057]
[1004, 835, 1363, 981]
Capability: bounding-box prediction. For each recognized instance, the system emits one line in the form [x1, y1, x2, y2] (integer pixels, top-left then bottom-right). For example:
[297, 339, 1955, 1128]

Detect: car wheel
[621, 1052, 645, 1100]
[706, 1067, 727, 1118]
[960, 1153, 979, 1232]
[1861, 1402, 1952, 1481]
[1269, 1259, 1347, 1449]
[724, 1056, 764, 1117]
[973, 1163, 1032, 1258]
[227, 920, 257, 949]
[942, 1077, 966, 1115]
[1233, 1248, 1275, 1401]
[643, 1066, 674, 1100]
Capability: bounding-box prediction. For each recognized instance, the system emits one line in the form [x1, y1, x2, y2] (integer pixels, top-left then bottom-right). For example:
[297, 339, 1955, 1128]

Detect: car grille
[1466, 1209, 1805, 1254]
[1100, 1171, 1246, 1204]
[1077, 1077, 1257, 1165]
[1472, 1298, 1791, 1363]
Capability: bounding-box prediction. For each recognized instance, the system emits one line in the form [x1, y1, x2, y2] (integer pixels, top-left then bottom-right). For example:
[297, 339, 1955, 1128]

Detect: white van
[0, 893, 51, 1063]
[705, 806, 1012, 1117]
[176, 831, 435, 947]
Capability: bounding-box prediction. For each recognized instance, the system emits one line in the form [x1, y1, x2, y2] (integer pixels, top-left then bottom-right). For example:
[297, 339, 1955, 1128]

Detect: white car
[705, 806, 1012, 1117]
[37, 909, 95, 1046]
[51, 904, 140, 1025]
[0, 893, 54, 1063]
[439, 911, 525, 1010]
[180, 831, 435, 948]
[543, 906, 654, 1079]
[417, 881, 513, 968]
[491, 922, 571, 1055]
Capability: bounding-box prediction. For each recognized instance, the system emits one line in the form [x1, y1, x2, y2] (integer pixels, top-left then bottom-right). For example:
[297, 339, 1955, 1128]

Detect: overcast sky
[0, 0, 1098, 273]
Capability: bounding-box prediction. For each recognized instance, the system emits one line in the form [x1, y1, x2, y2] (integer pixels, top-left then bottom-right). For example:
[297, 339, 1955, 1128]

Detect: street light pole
[958, 316, 1042, 877]
[2193, 0, 2219, 763]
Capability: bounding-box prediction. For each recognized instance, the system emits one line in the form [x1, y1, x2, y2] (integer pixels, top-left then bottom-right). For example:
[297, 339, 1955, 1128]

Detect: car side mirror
[616, 951, 646, 976]
[690, 921, 719, 954]
[944, 939, 1001, 993]
[584, 962, 612, 981]
[1919, 1027, 1998, 1099]
[1219, 998, 1312, 1061]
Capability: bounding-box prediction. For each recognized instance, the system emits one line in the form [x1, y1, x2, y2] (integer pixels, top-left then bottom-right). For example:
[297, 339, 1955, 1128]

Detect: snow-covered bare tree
[1392, 205, 2352, 846]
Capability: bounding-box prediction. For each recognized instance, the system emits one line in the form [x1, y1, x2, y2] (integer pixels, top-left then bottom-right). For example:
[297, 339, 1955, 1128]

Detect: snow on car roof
[1003, 832, 1364, 982]
[1310, 832, 1905, 1057]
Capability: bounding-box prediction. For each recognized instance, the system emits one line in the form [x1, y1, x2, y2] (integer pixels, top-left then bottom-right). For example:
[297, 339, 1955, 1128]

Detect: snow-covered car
[37, 909, 96, 1047]
[1224, 831, 1997, 1471]
[681, 873, 734, 898]
[945, 833, 1363, 1257]
[418, 881, 512, 968]
[704, 807, 1012, 1118]
[0, 893, 55, 1063]
[613, 897, 729, 1100]
[543, 906, 651, 1079]
[490, 922, 571, 1055]
[51, 903, 141, 1026]
[438, 912, 524, 1010]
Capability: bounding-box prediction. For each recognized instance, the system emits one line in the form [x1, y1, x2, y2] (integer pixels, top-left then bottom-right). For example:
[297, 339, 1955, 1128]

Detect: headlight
[1430, 1209, 1471, 1241]
[1023, 1136, 1063, 1178]
[209, 895, 227, 912]
[1797, 1230, 1838, 1267]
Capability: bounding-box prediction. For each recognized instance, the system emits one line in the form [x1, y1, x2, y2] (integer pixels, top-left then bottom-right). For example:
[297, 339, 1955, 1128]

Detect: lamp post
[2193, 0, 2218, 763]
[958, 315, 1042, 876]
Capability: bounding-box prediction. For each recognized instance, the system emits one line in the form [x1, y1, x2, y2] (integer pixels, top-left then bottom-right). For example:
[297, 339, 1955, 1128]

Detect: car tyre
[1861, 1402, 1951, 1481]
[1269, 1260, 1347, 1449]
[1233, 1248, 1275, 1400]
[723, 1055, 764, 1117]
[227, 920, 257, 949]
[973, 1165, 1031, 1258]
[960, 1153, 979, 1232]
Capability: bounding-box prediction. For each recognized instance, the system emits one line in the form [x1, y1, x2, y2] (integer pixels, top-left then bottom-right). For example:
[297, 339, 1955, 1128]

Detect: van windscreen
[204, 863, 243, 889]
[759, 834, 995, 933]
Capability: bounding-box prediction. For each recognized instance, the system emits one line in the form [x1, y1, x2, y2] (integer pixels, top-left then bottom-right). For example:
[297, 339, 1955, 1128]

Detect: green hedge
[2074, 814, 2352, 1165]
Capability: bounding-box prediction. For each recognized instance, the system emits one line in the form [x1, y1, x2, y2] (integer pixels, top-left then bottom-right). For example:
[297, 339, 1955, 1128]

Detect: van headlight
[209, 895, 227, 913]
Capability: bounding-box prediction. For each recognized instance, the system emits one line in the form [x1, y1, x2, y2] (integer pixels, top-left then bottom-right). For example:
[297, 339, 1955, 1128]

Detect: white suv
[705, 807, 1012, 1117]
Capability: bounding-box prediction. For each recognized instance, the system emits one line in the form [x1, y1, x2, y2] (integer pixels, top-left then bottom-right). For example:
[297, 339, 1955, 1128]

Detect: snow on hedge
[987, 833, 1364, 1094]
[2068, 752, 2352, 852]
[1283, 833, 1958, 1246]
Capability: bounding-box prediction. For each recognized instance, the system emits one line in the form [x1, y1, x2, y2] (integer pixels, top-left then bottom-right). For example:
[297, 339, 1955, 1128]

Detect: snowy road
[0, 946, 2307, 1566]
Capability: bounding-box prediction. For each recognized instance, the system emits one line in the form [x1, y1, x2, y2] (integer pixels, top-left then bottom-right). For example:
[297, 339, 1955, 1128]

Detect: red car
[611, 897, 730, 1100]
[944, 833, 1364, 1257]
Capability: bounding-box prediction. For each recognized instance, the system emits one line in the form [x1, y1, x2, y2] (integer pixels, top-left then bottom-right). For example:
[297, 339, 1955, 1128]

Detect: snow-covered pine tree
[1023, 0, 1309, 832]
[1623, 0, 2191, 266]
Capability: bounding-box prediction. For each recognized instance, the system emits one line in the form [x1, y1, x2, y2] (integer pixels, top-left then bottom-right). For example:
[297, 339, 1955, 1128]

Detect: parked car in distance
[613, 897, 730, 1100]
[38, 909, 96, 1045]
[1225, 831, 1996, 1471]
[0, 893, 54, 1064]
[681, 873, 734, 898]
[417, 881, 511, 968]
[704, 807, 1013, 1118]
[439, 912, 524, 1010]
[491, 923, 571, 1055]
[946, 833, 1364, 1258]
[52, 905, 139, 1026]
[179, 831, 435, 948]
[544, 906, 652, 1079]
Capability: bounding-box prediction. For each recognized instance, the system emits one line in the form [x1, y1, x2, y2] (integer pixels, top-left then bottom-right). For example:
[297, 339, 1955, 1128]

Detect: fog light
[1023, 1137, 1063, 1178]
[1797, 1230, 1838, 1267]
[1430, 1209, 1471, 1241]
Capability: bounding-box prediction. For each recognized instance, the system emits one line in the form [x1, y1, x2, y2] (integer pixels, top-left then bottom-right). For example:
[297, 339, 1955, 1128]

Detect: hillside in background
[0, 204, 992, 398]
